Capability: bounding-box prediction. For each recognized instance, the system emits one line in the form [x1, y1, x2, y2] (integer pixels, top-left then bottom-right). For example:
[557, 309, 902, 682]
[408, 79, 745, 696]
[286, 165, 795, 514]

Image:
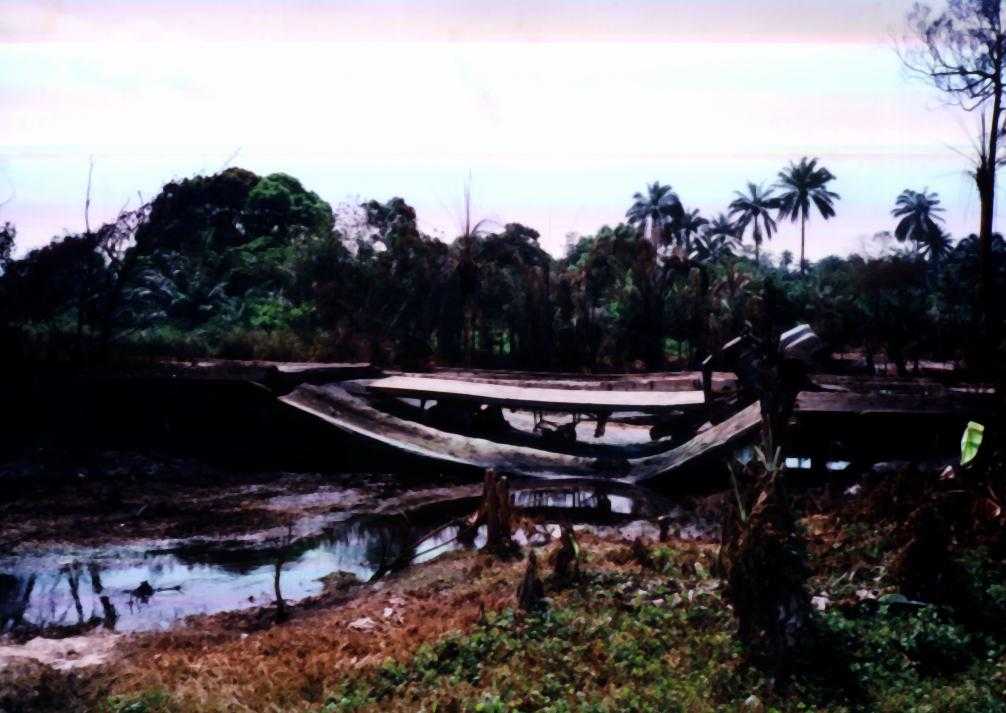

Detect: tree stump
[721, 471, 817, 686]
[892, 495, 965, 604]
[658, 515, 672, 542]
[551, 523, 581, 582]
[481, 469, 517, 558]
[517, 550, 545, 612]
[630, 536, 654, 570]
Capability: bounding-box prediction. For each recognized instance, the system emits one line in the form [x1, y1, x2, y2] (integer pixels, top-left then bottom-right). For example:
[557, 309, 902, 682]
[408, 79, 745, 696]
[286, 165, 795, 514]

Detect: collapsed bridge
[279, 353, 995, 486]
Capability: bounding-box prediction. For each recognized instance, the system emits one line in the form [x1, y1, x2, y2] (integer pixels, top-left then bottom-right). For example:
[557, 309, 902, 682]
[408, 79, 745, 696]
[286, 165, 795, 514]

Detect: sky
[0, 0, 994, 259]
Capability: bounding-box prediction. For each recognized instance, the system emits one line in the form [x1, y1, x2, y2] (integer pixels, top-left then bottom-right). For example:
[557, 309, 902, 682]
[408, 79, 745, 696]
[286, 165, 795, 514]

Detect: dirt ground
[0, 451, 466, 551]
[37, 525, 712, 713]
[6, 451, 1002, 713]
[0, 448, 712, 711]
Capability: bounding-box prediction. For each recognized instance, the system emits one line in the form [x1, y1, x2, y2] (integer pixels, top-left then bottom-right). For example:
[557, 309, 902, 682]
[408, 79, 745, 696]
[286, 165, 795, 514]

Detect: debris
[593, 411, 609, 438]
[130, 581, 155, 602]
[348, 617, 377, 632]
[319, 571, 361, 597]
[538, 419, 577, 444]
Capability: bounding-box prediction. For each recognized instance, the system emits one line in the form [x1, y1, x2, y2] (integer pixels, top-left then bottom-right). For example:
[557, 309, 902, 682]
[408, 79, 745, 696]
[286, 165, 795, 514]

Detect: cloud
[0, 2, 989, 256]
[3, 1, 913, 44]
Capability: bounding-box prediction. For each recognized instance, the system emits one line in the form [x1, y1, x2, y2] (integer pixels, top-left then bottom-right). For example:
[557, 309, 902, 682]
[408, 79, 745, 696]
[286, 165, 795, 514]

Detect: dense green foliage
[2, 166, 1004, 370]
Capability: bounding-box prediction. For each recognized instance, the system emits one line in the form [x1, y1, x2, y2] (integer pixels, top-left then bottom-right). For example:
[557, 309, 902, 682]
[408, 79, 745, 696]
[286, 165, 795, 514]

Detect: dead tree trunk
[273, 558, 287, 621]
[976, 94, 1001, 371]
[274, 524, 294, 622]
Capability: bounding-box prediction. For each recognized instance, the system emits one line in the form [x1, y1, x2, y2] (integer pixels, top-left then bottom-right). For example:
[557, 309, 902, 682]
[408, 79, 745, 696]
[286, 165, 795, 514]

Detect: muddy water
[0, 518, 451, 634]
[1, 485, 662, 635]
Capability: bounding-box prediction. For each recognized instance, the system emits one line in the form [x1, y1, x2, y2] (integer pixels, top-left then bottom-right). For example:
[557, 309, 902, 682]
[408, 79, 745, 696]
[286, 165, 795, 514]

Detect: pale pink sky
[0, 1, 991, 259]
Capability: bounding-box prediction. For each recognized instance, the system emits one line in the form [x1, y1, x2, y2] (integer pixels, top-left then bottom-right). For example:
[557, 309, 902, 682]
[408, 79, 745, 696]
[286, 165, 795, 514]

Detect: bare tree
[903, 1, 1006, 363]
[84, 157, 95, 235]
[93, 202, 151, 357]
[457, 173, 493, 364]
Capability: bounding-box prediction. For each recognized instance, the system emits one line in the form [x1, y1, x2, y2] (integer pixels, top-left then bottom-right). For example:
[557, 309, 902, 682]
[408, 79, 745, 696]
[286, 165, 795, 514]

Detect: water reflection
[0, 514, 484, 635]
[513, 488, 638, 516]
[1, 485, 660, 635]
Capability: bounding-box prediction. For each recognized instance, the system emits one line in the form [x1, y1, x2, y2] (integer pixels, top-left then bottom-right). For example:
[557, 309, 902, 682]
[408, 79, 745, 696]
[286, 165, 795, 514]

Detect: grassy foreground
[100, 531, 1006, 712]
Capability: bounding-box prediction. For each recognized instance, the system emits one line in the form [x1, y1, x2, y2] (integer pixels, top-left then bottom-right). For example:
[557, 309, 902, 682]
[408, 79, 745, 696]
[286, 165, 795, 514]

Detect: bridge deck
[425, 369, 737, 393]
[281, 383, 748, 483]
[796, 390, 995, 415]
[280, 383, 991, 485]
[366, 376, 706, 413]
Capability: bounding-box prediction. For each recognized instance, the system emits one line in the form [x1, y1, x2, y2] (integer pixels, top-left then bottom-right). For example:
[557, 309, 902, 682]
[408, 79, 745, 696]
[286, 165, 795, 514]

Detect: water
[512, 487, 641, 516]
[1, 485, 653, 635]
[0, 515, 487, 635]
[783, 458, 852, 471]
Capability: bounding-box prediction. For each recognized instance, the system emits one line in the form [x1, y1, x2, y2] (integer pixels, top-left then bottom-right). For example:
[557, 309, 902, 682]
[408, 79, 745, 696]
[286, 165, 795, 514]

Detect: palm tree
[892, 189, 944, 254]
[705, 213, 736, 239]
[691, 213, 739, 262]
[626, 182, 683, 247]
[921, 228, 953, 263]
[729, 183, 777, 263]
[671, 208, 708, 251]
[775, 157, 839, 274]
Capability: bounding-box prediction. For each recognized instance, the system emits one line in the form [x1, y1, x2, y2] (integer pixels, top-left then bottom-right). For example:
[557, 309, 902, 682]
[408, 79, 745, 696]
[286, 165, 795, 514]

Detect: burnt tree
[905, 1, 1006, 367]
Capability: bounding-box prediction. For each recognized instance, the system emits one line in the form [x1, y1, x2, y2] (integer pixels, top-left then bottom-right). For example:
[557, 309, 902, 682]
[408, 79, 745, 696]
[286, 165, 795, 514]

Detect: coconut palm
[892, 189, 945, 253]
[691, 214, 739, 263]
[775, 157, 839, 274]
[921, 228, 953, 263]
[705, 213, 739, 243]
[671, 208, 708, 251]
[729, 183, 778, 263]
[626, 182, 683, 247]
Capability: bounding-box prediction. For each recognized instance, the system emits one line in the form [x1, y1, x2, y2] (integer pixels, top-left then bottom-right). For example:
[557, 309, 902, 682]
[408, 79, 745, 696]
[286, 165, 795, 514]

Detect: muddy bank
[14, 462, 998, 713]
[3, 515, 723, 712]
[0, 451, 445, 550]
[1, 451, 689, 649]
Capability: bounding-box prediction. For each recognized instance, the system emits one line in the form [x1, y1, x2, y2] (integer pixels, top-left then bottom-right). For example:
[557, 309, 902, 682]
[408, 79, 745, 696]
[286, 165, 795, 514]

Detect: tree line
[0, 162, 1001, 375]
[0, 2, 1002, 374]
